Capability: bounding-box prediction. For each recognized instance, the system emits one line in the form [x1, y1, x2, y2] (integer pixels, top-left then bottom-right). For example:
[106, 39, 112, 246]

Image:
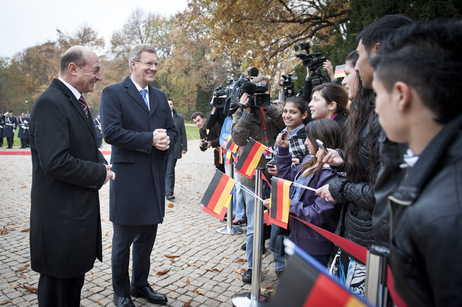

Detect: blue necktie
[140, 89, 149, 110]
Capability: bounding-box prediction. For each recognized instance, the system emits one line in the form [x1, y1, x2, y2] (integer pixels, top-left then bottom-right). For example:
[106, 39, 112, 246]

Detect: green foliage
[185, 124, 200, 140]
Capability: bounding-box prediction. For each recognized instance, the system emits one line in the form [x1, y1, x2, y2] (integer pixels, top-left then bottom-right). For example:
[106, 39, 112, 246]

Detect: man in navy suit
[100, 44, 178, 307]
[30, 46, 115, 306]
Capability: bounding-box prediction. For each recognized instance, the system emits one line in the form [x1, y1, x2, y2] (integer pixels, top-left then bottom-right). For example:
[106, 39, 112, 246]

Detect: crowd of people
[24, 14, 462, 307]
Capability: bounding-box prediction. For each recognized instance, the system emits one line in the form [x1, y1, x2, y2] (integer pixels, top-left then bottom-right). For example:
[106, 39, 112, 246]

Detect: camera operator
[231, 75, 286, 283]
[192, 111, 225, 173]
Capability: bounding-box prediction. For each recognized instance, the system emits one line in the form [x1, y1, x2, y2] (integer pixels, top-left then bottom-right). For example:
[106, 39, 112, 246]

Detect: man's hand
[323, 60, 335, 81]
[240, 93, 251, 113]
[104, 164, 116, 185]
[152, 129, 170, 150]
[182, 150, 187, 155]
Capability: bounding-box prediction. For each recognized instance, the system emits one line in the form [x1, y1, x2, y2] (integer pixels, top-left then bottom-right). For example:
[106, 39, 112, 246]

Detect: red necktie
[79, 96, 88, 116]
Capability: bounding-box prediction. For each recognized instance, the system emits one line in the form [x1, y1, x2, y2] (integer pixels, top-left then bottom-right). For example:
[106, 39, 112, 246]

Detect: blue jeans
[242, 184, 257, 269]
[232, 166, 245, 220]
[165, 151, 177, 197]
[268, 224, 286, 271]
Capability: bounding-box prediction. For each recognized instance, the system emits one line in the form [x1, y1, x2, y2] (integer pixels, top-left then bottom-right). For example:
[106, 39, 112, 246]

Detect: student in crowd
[308, 83, 349, 133]
[316, 50, 379, 296]
[266, 119, 343, 266]
[371, 19, 462, 307]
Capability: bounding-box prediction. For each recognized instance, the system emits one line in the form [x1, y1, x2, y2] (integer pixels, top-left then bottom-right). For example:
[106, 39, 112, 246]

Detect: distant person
[0, 112, 5, 147]
[192, 111, 225, 173]
[165, 98, 187, 200]
[29, 45, 114, 307]
[94, 113, 103, 148]
[18, 112, 30, 148]
[371, 19, 462, 307]
[3, 110, 16, 148]
[100, 44, 177, 307]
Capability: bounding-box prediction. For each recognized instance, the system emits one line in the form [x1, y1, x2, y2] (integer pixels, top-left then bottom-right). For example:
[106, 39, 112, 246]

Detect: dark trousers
[6, 137, 13, 148]
[112, 223, 158, 297]
[37, 273, 85, 307]
[165, 151, 177, 197]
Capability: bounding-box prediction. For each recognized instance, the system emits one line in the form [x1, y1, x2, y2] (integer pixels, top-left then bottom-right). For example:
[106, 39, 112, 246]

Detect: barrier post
[365, 245, 390, 307]
[232, 168, 269, 306]
[217, 162, 244, 235]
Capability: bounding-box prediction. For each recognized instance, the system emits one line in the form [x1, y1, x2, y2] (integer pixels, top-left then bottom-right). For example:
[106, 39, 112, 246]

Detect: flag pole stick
[232, 168, 269, 306]
[217, 162, 244, 235]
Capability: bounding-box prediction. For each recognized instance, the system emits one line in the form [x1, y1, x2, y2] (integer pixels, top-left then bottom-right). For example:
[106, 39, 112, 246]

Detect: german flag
[228, 137, 239, 154]
[334, 64, 346, 79]
[269, 243, 371, 307]
[235, 138, 267, 178]
[268, 177, 292, 229]
[201, 170, 235, 220]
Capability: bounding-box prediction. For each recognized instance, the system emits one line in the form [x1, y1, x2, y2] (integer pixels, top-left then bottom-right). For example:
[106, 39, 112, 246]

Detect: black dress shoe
[242, 269, 252, 284]
[166, 195, 175, 200]
[131, 286, 168, 305]
[113, 294, 135, 307]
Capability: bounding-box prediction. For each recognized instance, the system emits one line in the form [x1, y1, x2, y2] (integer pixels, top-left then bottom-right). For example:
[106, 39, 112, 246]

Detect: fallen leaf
[15, 264, 29, 272]
[21, 228, 30, 232]
[168, 203, 174, 208]
[165, 255, 180, 258]
[234, 269, 242, 274]
[235, 258, 245, 262]
[20, 284, 37, 294]
[170, 259, 175, 263]
[184, 298, 193, 307]
[0, 300, 12, 305]
[105, 232, 108, 236]
[156, 269, 170, 275]
[194, 288, 204, 296]
[186, 278, 190, 285]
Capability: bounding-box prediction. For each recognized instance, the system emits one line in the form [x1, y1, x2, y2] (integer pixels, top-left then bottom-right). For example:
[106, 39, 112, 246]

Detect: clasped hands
[152, 128, 170, 151]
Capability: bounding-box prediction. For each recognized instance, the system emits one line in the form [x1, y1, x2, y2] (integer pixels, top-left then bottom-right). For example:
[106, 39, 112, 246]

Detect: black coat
[100, 77, 178, 225]
[172, 109, 187, 160]
[389, 115, 462, 307]
[29, 79, 107, 278]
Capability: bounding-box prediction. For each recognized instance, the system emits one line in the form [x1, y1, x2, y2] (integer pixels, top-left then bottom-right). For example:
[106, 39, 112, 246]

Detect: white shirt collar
[58, 77, 81, 100]
[130, 77, 149, 93]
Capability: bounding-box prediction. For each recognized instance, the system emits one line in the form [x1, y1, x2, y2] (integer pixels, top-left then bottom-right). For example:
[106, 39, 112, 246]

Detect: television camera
[295, 42, 327, 86]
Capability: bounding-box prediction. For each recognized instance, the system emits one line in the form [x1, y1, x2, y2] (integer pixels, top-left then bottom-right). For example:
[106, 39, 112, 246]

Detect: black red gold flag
[235, 138, 266, 178]
[268, 177, 292, 229]
[201, 169, 235, 220]
[269, 242, 371, 307]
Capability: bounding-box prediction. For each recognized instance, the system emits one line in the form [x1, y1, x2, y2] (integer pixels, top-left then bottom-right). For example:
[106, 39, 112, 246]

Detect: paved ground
[0, 140, 279, 306]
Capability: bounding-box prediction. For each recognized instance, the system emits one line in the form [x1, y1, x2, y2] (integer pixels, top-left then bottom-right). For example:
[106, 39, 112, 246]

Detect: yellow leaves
[0, 300, 13, 305]
[168, 203, 174, 208]
[14, 264, 29, 272]
[0, 226, 15, 235]
[18, 284, 37, 294]
[21, 228, 30, 232]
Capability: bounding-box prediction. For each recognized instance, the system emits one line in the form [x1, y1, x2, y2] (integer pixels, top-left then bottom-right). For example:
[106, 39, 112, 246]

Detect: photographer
[231, 75, 286, 283]
[192, 111, 225, 173]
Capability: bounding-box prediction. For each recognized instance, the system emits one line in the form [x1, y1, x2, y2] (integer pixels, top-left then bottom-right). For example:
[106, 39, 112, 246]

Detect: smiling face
[131, 51, 158, 88]
[309, 91, 332, 119]
[73, 51, 102, 94]
[282, 102, 308, 131]
[304, 136, 317, 156]
[342, 60, 359, 101]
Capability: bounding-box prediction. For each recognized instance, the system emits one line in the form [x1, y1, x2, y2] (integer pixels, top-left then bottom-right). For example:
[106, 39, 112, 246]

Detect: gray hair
[128, 44, 157, 71]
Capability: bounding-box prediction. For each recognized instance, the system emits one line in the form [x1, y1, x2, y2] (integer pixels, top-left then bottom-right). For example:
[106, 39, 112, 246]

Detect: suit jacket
[100, 77, 178, 225]
[172, 109, 187, 160]
[29, 78, 107, 278]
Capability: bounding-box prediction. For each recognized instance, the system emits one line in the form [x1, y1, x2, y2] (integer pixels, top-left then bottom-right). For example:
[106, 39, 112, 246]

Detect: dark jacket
[172, 109, 187, 160]
[388, 115, 462, 307]
[232, 103, 285, 187]
[328, 116, 381, 249]
[371, 131, 407, 248]
[276, 146, 341, 256]
[30, 78, 107, 278]
[199, 119, 221, 169]
[100, 76, 178, 225]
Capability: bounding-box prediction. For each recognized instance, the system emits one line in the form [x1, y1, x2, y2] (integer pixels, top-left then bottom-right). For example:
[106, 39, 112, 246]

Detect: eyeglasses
[135, 60, 158, 68]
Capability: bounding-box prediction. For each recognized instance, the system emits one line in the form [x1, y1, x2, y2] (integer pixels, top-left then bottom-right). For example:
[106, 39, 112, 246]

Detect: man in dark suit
[165, 98, 187, 200]
[29, 46, 115, 307]
[100, 44, 178, 307]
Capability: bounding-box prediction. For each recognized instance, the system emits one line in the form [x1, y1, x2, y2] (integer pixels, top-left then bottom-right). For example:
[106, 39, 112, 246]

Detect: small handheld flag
[235, 138, 267, 178]
[201, 170, 235, 220]
[334, 64, 346, 79]
[268, 177, 292, 229]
